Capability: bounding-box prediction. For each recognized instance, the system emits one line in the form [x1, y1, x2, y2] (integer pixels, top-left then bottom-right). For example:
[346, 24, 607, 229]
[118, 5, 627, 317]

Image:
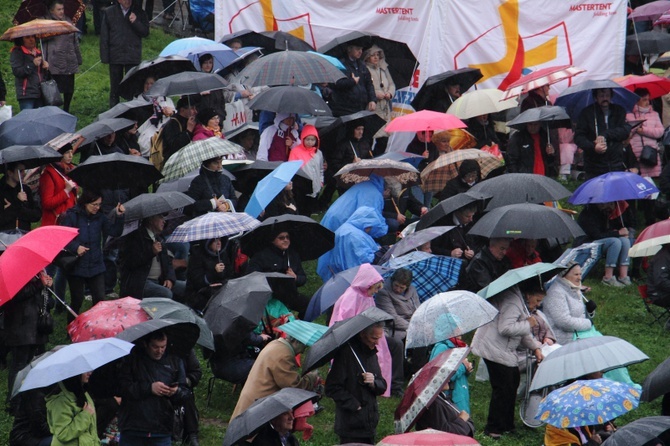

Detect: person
[185, 155, 238, 216]
[257, 113, 301, 162]
[137, 76, 176, 157]
[192, 108, 223, 141]
[261, 182, 298, 220]
[42, 0, 82, 113]
[320, 173, 385, 233]
[228, 124, 259, 160]
[467, 114, 501, 149]
[574, 88, 632, 179]
[415, 391, 475, 437]
[438, 159, 482, 200]
[329, 43, 376, 117]
[424, 80, 461, 113]
[558, 126, 579, 181]
[59, 189, 125, 321]
[406, 130, 438, 166]
[544, 424, 606, 446]
[461, 238, 512, 292]
[184, 237, 231, 312]
[45, 372, 98, 446]
[506, 121, 557, 176]
[179, 350, 202, 446]
[381, 178, 427, 241]
[10, 35, 47, 111]
[520, 85, 551, 111]
[99, 0, 149, 107]
[363, 45, 395, 141]
[9, 388, 53, 446]
[470, 279, 545, 439]
[374, 268, 420, 342]
[427, 202, 481, 259]
[119, 213, 185, 300]
[325, 321, 387, 444]
[0, 162, 42, 231]
[196, 54, 227, 120]
[288, 124, 325, 211]
[161, 96, 198, 163]
[647, 243, 670, 308]
[250, 410, 300, 446]
[506, 239, 542, 269]
[430, 336, 474, 413]
[208, 331, 271, 387]
[79, 130, 124, 162]
[432, 130, 454, 156]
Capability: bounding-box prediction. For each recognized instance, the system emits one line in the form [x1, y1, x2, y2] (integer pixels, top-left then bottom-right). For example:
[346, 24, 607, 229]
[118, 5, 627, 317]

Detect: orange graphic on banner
[259, 0, 307, 41]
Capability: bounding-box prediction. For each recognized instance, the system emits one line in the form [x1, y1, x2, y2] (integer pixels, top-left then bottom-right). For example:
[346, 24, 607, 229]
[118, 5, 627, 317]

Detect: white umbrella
[447, 88, 518, 119]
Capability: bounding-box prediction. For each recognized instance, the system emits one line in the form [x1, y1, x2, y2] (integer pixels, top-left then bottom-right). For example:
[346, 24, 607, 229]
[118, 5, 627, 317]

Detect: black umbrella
[302, 307, 393, 374]
[626, 31, 670, 55]
[123, 192, 194, 222]
[506, 105, 572, 130]
[411, 68, 483, 111]
[416, 190, 492, 231]
[233, 160, 312, 195]
[240, 214, 335, 261]
[146, 72, 228, 98]
[468, 203, 585, 239]
[78, 118, 136, 144]
[468, 173, 571, 211]
[247, 85, 331, 116]
[223, 388, 318, 446]
[68, 153, 163, 190]
[220, 29, 314, 53]
[642, 356, 670, 402]
[14, 0, 85, 26]
[116, 319, 199, 357]
[97, 98, 154, 121]
[118, 55, 197, 100]
[315, 110, 386, 142]
[601, 416, 670, 446]
[0, 144, 62, 168]
[379, 226, 455, 264]
[156, 168, 235, 193]
[0, 106, 76, 147]
[139, 297, 214, 350]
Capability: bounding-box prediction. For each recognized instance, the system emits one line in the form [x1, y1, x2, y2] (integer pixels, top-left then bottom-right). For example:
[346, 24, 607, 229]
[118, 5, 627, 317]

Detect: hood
[344, 206, 387, 238]
[363, 44, 388, 69]
[300, 124, 320, 150]
[350, 263, 384, 291]
[273, 112, 296, 127]
[367, 173, 385, 193]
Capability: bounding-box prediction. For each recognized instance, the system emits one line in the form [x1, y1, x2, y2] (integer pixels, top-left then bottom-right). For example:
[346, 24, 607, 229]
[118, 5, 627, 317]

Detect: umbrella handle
[348, 343, 367, 374]
[45, 287, 78, 319]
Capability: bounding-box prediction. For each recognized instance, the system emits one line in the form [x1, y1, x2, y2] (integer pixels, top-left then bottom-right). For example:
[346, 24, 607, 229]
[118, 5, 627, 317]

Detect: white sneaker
[602, 276, 624, 287]
[617, 276, 632, 286]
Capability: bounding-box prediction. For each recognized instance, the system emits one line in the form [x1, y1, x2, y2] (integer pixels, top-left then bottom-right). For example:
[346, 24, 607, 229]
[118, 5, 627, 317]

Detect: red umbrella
[377, 429, 480, 445]
[629, 219, 670, 258]
[394, 347, 470, 433]
[67, 297, 150, 342]
[614, 74, 670, 99]
[501, 65, 586, 100]
[629, 0, 670, 21]
[0, 226, 78, 306]
[385, 110, 466, 133]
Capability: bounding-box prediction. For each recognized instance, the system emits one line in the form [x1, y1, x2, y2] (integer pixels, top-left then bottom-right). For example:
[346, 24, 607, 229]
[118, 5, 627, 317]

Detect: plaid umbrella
[160, 137, 245, 182]
[383, 252, 463, 302]
[0, 18, 78, 41]
[166, 212, 260, 243]
[335, 158, 419, 186]
[421, 149, 502, 193]
[236, 50, 346, 87]
[67, 297, 149, 343]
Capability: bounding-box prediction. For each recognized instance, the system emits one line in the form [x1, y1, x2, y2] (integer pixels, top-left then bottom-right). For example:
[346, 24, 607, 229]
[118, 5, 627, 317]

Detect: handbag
[53, 249, 78, 273]
[640, 144, 659, 167]
[37, 289, 54, 335]
[40, 71, 63, 107]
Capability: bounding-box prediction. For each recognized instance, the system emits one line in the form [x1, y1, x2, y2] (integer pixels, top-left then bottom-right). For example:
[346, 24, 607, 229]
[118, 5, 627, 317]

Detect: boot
[185, 434, 200, 446]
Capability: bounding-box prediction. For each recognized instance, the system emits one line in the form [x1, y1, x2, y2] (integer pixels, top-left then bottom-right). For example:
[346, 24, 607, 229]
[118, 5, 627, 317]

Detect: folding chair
[638, 284, 670, 327]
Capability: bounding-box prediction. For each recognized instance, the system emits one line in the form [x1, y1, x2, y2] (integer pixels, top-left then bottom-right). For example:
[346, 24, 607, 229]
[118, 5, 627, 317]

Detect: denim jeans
[599, 237, 630, 268]
[18, 98, 43, 111]
[120, 431, 171, 446]
[143, 278, 186, 300]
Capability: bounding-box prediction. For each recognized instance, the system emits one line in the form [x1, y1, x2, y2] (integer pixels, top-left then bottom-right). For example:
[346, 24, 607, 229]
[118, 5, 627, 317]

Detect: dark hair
[48, 0, 64, 10]
[61, 374, 87, 408]
[592, 88, 613, 97]
[198, 53, 214, 67]
[77, 189, 102, 206]
[391, 268, 412, 286]
[226, 38, 242, 47]
[518, 277, 546, 296]
[5, 162, 24, 172]
[197, 107, 218, 125]
[458, 159, 481, 179]
[634, 87, 650, 98]
[145, 329, 168, 343]
[455, 202, 478, 216]
[176, 95, 199, 110]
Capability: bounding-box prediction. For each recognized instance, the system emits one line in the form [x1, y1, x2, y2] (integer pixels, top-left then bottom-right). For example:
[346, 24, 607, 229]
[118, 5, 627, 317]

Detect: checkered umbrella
[383, 252, 463, 303]
[335, 158, 420, 187]
[166, 212, 260, 243]
[236, 50, 346, 87]
[420, 149, 502, 193]
[160, 137, 245, 182]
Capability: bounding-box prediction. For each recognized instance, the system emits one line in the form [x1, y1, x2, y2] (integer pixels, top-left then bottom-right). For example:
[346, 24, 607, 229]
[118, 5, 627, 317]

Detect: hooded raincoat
[289, 124, 324, 197]
[320, 174, 385, 232]
[257, 113, 301, 162]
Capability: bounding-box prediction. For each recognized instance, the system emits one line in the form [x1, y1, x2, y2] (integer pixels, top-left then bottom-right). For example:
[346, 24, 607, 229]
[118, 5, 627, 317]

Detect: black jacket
[3, 278, 48, 347]
[162, 115, 192, 163]
[506, 128, 557, 176]
[329, 57, 376, 117]
[250, 423, 300, 446]
[119, 227, 177, 298]
[9, 388, 51, 446]
[99, 3, 149, 65]
[406, 135, 438, 171]
[185, 165, 238, 216]
[431, 219, 483, 257]
[0, 176, 41, 231]
[184, 240, 231, 311]
[415, 394, 475, 437]
[9, 46, 41, 100]
[327, 137, 373, 174]
[438, 177, 473, 201]
[247, 245, 307, 312]
[382, 188, 424, 221]
[648, 246, 670, 305]
[462, 246, 511, 292]
[466, 118, 500, 149]
[575, 204, 634, 245]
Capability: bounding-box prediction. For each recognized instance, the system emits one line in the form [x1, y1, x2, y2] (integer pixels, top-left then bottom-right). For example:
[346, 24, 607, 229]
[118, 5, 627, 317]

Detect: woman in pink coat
[626, 88, 664, 178]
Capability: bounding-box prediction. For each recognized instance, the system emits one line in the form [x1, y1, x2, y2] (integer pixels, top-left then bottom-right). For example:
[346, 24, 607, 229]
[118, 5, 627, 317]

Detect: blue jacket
[430, 339, 471, 413]
[320, 174, 384, 233]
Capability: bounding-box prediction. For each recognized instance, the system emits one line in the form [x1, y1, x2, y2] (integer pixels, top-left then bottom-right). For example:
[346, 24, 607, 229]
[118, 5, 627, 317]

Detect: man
[648, 243, 670, 308]
[462, 238, 512, 292]
[0, 162, 41, 231]
[162, 96, 198, 162]
[329, 44, 376, 116]
[250, 410, 300, 446]
[430, 203, 481, 260]
[325, 322, 387, 445]
[574, 88, 632, 179]
[99, 0, 149, 107]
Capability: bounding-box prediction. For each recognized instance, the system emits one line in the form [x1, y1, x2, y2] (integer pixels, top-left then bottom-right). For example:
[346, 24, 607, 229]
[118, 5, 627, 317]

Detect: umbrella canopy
[0, 226, 77, 305]
[302, 306, 394, 374]
[221, 29, 314, 53]
[146, 72, 228, 98]
[277, 320, 328, 347]
[160, 36, 219, 56]
[245, 160, 303, 218]
[386, 110, 467, 133]
[642, 355, 670, 402]
[626, 31, 670, 55]
[118, 55, 196, 100]
[468, 203, 585, 240]
[0, 144, 62, 168]
[10, 346, 64, 399]
[530, 336, 649, 392]
[166, 212, 260, 243]
[0, 106, 76, 147]
[236, 50, 346, 87]
[18, 338, 134, 393]
[157, 167, 235, 193]
[505, 105, 572, 130]
[394, 348, 470, 433]
[411, 68, 483, 111]
[383, 252, 463, 303]
[405, 291, 498, 350]
[307, 50, 345, 70]
[554, 79, 640, 120]
[536, 379, 640, 428]
[478, 263, 565, 299]
[223, 388, 318, 446]
[420, 149, 502, 193]
[247, 85, 332, 116]
[116, 319, 200, 357]
[629, 219, 670, 258]
[68, 153, 162, 190]
[160, 137, 244, 182]
[377, 429, 480, 446]
[416, 190, 492, 231]
[123, 192, 194, 222]
[629, 1, 670, 21]
[77, 118, 136, 144]
[380, 226, 455, 264]
[0, 229, 27, 251]
[67, 297, 149, 342]
[601, 416, 670, 446]
[468, 173, 571, 210]
[614, 73, 670, 99]
[502, 65, 586, 100]
[335, 158, 420, 187]
[14, 0, 85, 25]
[0, 18, 77, 40]
[97, 98, 153, 121]
[140, 297, 214, 350]
[569, 172, 659, 204]
[446, 88, 518, 119]
[233, 160, 312, 195]
[240, 214, 334, 261]
[175, 42, 237, 72]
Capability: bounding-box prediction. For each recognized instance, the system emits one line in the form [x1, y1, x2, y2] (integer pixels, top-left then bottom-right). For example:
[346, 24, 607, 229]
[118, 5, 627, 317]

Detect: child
[288, 124, 325, 204]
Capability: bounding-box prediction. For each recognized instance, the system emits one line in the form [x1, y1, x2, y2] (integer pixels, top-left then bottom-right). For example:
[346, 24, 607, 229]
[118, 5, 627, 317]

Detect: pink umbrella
[67, 297, 150, 342]
[377, 429, 480, 445]
[502, 65, 586, 100]
[385, 110, 466, 133]
[615, 74, 670, 99]
[629, 0, 670, 21]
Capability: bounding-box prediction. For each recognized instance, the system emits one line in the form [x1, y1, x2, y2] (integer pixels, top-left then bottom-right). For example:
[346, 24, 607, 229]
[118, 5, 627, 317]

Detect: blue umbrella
[176, 42, 238, 72]
[159, 36, 218, 57]
[376, 151, 425, 169]
[555, 79, 640, 120]
[307, 50, 345, 71]
[0, 106, 77, 147]
[568, 172, 659, 204]
[244, 160, 303, 218]
[382, 252, 463, 303]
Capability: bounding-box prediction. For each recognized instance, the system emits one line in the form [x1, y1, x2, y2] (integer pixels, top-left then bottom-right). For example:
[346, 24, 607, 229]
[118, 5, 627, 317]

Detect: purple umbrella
[568, 171, 659, 204]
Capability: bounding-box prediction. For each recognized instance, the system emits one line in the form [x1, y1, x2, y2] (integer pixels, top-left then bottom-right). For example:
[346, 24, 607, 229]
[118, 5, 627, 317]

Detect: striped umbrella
[166, 212, 260, 243]
[277, 320, 328, 346]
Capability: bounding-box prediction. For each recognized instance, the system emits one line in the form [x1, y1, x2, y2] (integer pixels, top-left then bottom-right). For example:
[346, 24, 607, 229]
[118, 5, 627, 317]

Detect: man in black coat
[162, 97, 198, 163]
[329, 44, 376, 117]
[461, 238, 511, 292]
[648, 244, 670, 308]
[430, 203, 482, 260]
[0, 162, 41, 231]
[185, 156, 238, 217]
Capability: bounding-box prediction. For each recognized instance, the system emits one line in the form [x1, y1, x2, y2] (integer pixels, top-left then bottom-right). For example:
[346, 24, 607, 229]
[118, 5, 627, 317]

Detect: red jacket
[39, 164, 77, 226]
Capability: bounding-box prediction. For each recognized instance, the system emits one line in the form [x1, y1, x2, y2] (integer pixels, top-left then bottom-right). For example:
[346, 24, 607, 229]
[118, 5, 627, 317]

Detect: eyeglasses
[87, 202, 102, 208]
[276, 234, 290, 241]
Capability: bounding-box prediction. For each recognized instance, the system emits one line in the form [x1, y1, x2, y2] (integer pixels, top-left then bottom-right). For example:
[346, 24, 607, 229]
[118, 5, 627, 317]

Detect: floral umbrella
[67, 297, 149, 342]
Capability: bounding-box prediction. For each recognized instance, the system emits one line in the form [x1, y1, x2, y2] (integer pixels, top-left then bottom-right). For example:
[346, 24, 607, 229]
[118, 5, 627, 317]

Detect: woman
[137, 75, 175, 158]
[197, 54, 227, 121]
[10, 35, 48, 111]
[627, 88, 664, 178]
[192, 108, 223, 141]
[374, 268, 420, 342]
[470, 279, 545, 439]
[46, 372, 98, 446]
[438, 159, 481, 200]
[430, 336, 474, 413]
[363, 45, 395, 143]
[261, 182, 298, 220]
[184, 237, 231, 312]
[58, 189, 125, 321]
[432, 130, 453, 156]
[185, 156, 238, 216]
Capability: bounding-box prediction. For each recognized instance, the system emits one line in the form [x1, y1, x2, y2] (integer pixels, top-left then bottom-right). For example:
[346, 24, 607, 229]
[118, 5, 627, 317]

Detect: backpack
[149, 117, 181, 171]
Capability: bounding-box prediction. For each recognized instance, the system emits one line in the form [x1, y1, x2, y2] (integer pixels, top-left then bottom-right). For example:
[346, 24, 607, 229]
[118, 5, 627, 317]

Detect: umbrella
[386, 110, 467, 133]
[335, 158, 420, 187]
[302, 306, 394, 374]
[411, 68, 483, 111]
[468, 203, 585, 240]
[420, 149, 502, 193]
[380, 226, 455, 263]
[554, 79, 640, 120]
[629, 1, 670, 21]
[0, 18, 78, 41]
[140, 297, 214, 350]
[68, 153, 162, 190]
[304, 264, 392, 322]
[316, 110, 387, 147]
[10, 345, 65, 399]
[0, 144, 62, 168]
[116, 319, 200, 357]
[626, 31, 670, 55]
[223, 388, 318, 446]
[416, 190, 492, 231]
[77, 118, 136, 144]
[468, 173, 571, 210]
[0, 226, 77, 305]
[247, 85, 332, 116]
[629, 219, 670, 258]
[536, 379, 640, 428]
[614, 73, 670, 99]
[233, 160, 313, 195]
[159, 36, 219, 57]
[569, 172, 659, 204]
[277, 320, 328, 347]
[97, 97, 153, 121]
[308, 50, 345, 70]
[66, 296, 149, 342]
[478, 262, 565, 299]
[160, 137, 244, 182]
[146, 72, 228, 98]
[601, 416, 670, 446]
[0, 106, 76, 147]
[502, 65, 586, 100]
[383, 253, 463, 303]
[377, 429, 480, 446]
[221, 29, 314, 53]
[0, 229, 26, 251]
[446, 89, 518, 120]
[166, 212, 260, 243]
[175, 42, 238, 72]
[240, 214, 334, 261]
[122, 192, 194, 222]
[394, 347, 470, 433]
[505, 105, 572, 130]
[642, 356, 670, 402]
[529, 335, 649, 392]
[118, 55, 196, 100]
[235, 50, 346, 87]
[244, 160, 303, 218]
[157, 167, 235, 193]
[405, 291, 497, 350]
[14, 0, 85, 25]
[18, 338, 134, 393]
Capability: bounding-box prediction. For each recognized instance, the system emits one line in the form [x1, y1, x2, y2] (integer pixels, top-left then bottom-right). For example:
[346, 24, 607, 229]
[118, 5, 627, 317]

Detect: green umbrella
[278, 320, 327, 347]
[477, 262, 565, 299]
[139, 298, 215, 350]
